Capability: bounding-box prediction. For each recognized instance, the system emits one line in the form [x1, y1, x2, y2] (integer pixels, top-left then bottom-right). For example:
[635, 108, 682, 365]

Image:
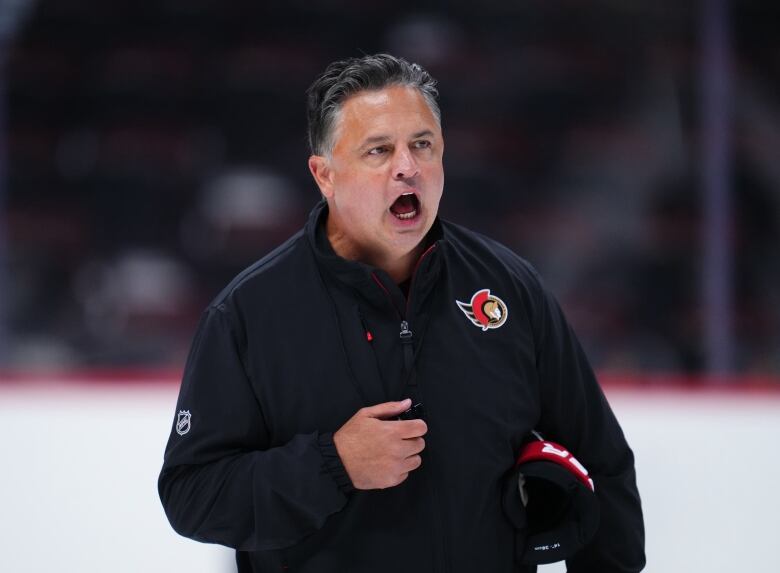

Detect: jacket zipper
[370, 244, 447, 573]
[399, 320, 415, 386]
[370, 273, 417, 386]
[370, 242, 437, 372]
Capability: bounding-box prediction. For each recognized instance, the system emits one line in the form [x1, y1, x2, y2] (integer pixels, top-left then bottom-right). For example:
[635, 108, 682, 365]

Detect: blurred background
[0, 1, 778, 572]
[2, 0, 778, 376]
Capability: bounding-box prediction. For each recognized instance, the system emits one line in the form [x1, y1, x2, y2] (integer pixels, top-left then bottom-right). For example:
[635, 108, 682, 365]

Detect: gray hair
[306, 53, 440, 156]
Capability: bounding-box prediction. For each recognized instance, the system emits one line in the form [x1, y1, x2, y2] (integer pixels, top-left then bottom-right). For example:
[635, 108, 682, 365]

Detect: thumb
[362, 398, 412, 419]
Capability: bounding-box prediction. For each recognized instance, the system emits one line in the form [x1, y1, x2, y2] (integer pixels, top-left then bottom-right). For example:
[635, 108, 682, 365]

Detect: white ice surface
[1, 382, 778, 573]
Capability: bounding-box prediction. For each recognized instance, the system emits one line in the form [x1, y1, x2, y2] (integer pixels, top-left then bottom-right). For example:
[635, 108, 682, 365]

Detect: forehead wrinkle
[361, 134, 393, 147]
[328, 87, 440, 156]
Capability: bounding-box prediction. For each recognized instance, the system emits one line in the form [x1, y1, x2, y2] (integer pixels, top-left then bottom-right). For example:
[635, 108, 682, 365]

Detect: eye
[367, 146, 389, 156]
[412, 140, 432, 150]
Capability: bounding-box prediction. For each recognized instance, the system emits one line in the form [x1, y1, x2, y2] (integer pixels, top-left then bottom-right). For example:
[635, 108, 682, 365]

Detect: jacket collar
[305, 199, 445, 314]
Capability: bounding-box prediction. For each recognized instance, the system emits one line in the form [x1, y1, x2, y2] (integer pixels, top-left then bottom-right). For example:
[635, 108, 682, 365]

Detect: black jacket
[159, 200, 645, 573]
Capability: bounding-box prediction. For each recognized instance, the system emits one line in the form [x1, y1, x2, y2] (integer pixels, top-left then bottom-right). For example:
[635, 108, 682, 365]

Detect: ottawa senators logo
[456, 289, 508, 331]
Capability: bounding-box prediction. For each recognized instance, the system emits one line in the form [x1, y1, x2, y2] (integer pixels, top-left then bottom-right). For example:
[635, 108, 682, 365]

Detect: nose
[392, 147, 419, 180]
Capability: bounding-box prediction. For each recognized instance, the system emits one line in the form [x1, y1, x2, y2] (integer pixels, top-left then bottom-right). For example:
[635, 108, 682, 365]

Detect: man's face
[310, 85, 444, 266]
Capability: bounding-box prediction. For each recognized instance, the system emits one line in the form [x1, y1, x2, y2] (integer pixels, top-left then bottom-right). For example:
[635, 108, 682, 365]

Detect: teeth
[394, 209, 417, 220]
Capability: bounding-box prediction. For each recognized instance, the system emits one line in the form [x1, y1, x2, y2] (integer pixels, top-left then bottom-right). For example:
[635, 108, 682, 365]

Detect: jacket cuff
[318, 431, 355, 495]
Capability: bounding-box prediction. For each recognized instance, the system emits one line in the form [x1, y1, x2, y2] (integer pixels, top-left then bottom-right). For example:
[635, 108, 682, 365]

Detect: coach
[159, 53, 645, 572]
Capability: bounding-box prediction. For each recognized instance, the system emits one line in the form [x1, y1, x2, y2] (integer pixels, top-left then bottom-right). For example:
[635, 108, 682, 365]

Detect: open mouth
[389, 192, 420, 221]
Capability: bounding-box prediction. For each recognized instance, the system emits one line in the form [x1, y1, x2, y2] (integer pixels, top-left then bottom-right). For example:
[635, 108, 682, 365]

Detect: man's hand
[333, 398, 428, 490]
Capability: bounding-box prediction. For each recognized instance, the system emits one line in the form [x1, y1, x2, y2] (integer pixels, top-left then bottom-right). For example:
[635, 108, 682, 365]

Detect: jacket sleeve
[529, 269, 646, 573]
[158, 303, 353, 552]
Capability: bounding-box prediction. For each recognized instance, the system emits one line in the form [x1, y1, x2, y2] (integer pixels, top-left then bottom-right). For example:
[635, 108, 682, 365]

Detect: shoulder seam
[210, 232, 305, 309]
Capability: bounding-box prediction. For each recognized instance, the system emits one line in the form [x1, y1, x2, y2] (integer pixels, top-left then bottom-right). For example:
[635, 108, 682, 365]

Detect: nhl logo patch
[176, 410, 191, 436]
[456, 289, 508, 331]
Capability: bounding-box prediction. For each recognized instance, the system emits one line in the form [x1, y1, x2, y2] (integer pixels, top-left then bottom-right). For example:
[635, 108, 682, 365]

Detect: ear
[308, 155, 335, 199]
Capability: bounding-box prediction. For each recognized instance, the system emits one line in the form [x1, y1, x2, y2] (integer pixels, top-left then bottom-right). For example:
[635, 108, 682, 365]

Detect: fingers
[395, 419, 427, 439]
[403, 436, 425, 456]
[390, 436, 425, 462]
[359, 401, 427, 437]
[402, 454, 422, 473]
[336, 400, 427, 490]
[361, 399, 412, 419]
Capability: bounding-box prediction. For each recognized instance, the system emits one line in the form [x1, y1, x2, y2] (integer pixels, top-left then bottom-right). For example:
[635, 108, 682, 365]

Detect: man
[159, 53, 645, 572]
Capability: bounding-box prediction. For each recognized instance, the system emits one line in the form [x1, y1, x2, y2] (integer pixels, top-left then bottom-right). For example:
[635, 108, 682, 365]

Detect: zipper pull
[399, 320, 413, 343]
[400, 320, 416, 386]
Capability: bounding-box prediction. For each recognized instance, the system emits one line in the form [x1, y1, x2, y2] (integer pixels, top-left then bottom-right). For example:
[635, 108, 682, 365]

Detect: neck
[375, 247, 422, 284]
[326, 217, 423, 284]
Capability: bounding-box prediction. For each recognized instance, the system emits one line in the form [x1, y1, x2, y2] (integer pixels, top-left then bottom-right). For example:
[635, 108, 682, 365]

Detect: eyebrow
[359, 130, 436, 150]
[411, 130, 435, 139]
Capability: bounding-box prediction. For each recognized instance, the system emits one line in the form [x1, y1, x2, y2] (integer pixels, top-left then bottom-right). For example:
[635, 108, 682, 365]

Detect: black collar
[305, 199, 445, 315]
